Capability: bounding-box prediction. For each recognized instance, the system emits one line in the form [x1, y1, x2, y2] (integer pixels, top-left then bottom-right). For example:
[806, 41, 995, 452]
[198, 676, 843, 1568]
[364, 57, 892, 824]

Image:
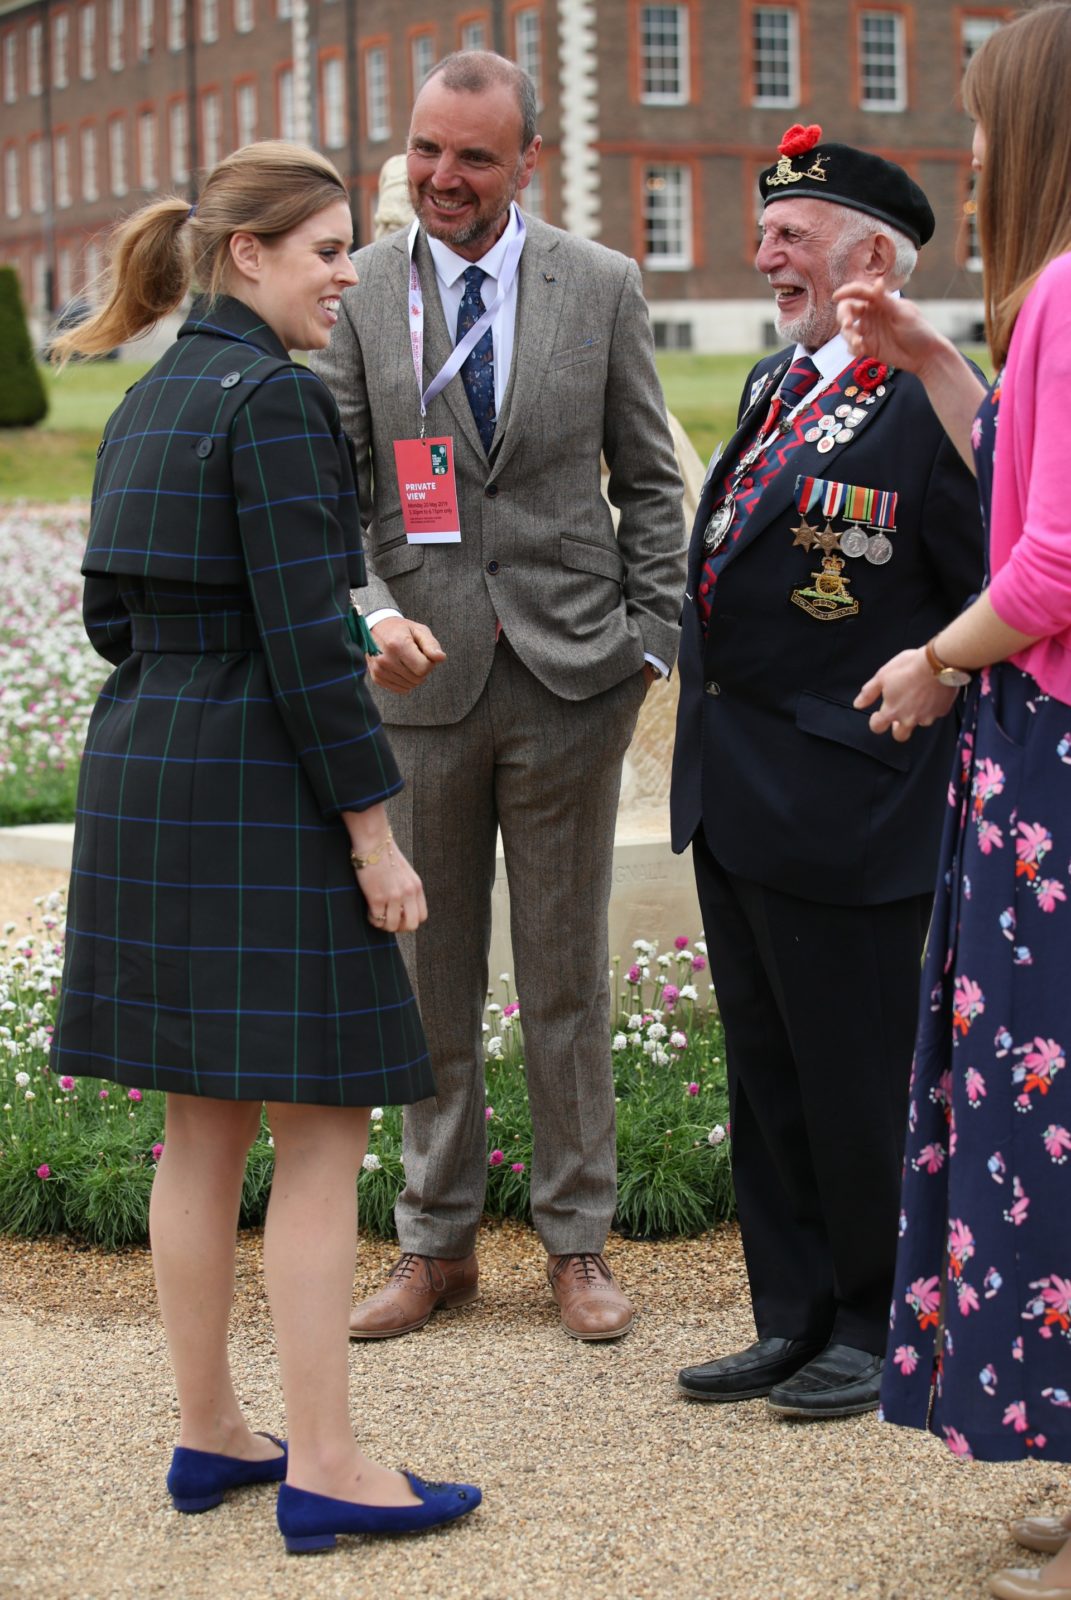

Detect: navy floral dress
[881, 376, 1071, 1461]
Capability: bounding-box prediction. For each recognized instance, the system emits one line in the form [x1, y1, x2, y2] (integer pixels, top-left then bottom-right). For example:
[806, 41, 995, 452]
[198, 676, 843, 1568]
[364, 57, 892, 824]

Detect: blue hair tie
[187, 205, 197, 221]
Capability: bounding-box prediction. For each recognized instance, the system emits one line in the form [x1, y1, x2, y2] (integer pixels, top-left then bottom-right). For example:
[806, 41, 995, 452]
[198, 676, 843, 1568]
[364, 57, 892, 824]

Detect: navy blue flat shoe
[167, 1432, 288, 1513]
[277, 1472, 481, 1553]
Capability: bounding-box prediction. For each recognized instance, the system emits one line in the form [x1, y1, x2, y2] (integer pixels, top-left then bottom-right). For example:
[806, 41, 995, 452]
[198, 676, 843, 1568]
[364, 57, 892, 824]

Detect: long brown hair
[53, 140, 348, 362]
[963, 2, 1071, 365]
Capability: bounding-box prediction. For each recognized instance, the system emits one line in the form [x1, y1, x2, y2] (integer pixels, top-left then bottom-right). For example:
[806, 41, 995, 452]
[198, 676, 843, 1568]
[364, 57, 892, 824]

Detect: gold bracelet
[350, 829, 394, 870]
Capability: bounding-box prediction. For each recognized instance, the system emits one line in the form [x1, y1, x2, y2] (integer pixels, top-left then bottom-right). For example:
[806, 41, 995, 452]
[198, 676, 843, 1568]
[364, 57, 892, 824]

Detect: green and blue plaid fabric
[53, 297, 433, 1106]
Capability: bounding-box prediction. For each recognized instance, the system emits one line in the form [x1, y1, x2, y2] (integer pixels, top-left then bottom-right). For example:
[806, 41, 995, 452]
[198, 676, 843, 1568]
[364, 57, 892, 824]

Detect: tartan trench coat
[51, 295, 434, 1106]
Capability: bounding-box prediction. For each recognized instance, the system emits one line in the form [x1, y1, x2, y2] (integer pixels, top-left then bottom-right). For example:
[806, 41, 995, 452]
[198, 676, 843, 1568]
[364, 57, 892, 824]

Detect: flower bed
[0, 506, 108, 826]
[0, 899, 732, 1249]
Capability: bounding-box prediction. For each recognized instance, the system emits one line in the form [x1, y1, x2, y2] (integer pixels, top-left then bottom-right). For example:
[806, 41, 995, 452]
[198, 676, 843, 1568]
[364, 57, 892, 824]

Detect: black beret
[759, 124, 935, 248]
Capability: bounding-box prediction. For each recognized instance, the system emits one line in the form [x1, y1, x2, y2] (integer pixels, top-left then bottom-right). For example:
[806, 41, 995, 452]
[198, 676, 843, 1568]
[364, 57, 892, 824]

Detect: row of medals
[703, 385, 892, 564]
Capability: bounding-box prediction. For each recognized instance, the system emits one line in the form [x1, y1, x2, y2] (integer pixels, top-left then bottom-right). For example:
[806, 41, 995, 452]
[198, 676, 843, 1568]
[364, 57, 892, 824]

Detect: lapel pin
[543, 271, 556, 282]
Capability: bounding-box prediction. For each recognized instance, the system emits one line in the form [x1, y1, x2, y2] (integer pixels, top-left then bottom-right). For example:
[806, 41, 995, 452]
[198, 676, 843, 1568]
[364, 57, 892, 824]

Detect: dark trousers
[692, 829, 931, 1355]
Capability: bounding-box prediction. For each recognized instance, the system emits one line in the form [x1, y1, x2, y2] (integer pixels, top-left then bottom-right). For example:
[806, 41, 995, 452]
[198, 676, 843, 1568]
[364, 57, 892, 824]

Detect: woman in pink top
[836, 9, 1071, 1599]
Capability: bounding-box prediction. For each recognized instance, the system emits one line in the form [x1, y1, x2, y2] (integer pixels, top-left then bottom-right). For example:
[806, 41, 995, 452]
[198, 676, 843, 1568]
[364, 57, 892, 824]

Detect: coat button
[220, 371, 242, 389]
[96, 440, 106, 457]
[195, 436, 213, 458]
[486, 560, 500, 574]
[485, 482, 498, 497]
[704, 680, 721, 697]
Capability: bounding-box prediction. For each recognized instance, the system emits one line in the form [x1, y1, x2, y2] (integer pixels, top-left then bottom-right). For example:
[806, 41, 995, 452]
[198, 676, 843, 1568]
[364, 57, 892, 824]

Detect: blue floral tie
[456, 265, 496, 454]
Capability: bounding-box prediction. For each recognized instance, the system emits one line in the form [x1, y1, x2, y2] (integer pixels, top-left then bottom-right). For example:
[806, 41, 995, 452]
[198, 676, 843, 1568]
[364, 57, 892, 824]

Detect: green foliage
[0, 900, 733, 1249]
[0, 268, 48, 429]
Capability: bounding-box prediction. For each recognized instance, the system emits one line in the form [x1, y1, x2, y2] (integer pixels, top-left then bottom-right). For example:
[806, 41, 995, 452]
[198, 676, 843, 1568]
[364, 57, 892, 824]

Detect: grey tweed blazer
[312, 215, 685, 727]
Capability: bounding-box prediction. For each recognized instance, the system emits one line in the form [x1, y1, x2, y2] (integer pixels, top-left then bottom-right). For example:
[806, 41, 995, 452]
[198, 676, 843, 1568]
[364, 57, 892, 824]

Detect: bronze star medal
[814, 521, 842, 555]
[791, 515, 820, 552]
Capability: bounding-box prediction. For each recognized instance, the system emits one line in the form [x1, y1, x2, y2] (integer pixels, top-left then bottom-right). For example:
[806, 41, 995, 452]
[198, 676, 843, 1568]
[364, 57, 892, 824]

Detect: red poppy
[851, 358, 889, 391]
[778, 124, 822, 157]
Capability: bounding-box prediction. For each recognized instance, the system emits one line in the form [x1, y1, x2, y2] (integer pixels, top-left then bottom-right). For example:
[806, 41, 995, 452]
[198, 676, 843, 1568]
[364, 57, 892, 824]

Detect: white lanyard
[405, 212, 527, 437]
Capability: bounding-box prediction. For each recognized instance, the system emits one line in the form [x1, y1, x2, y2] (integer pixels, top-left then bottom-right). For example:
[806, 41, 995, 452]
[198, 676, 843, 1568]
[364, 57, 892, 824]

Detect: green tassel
[346, 607, 381, 656]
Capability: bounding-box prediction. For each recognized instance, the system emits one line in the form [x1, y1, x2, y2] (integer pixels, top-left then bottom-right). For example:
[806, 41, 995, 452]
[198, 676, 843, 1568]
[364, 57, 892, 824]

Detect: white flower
[1, 1103, 9, 1112]
[649, 1009, 664, 1022]
[652, 1048, 670, 1067]
[486, 1035, 504, 1058]
[2, 923, 15, 936]
[362, 1152, 382, 1172]
[632, 938, 653, 955]
[486, 1002, 501, 1015]
[612, 1032, 628, 1051]
[675, 949, 693, 963]
[678, 984, 698, 1001]
[482, 1022, 490, 1033]
[24, 1089, 35, 1101]
[498, 972, 511, 983]
[657, 954, 672, 968]
[670, 1031, 687, 1049]
[695, 940, 707, 955]
[370, 1107, 383, 1122]
[708, 1124, 726, 1146]
[643, 1039, 656, 1056]
[646, 1022, 667, 1042]
[627, 1014, 643, 1031]
[14, 1071, 29, 1087]
[266, 1135, 274, 1148]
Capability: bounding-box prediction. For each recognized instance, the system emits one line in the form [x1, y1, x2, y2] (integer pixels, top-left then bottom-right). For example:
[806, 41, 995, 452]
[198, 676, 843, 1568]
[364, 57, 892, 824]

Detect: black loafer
[766, 1342, 883, 1418]
[677, 1337, 826, 1402]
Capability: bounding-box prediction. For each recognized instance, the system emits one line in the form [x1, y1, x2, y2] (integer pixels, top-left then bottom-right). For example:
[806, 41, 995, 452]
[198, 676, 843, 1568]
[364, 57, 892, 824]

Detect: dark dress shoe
[677, 1337, 826, 1402]
[766, 1342, 883, 1418]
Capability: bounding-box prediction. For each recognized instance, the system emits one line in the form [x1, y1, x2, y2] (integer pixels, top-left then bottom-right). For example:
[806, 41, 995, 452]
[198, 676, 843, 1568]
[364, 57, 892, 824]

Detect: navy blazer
[670, 347, 986, 907]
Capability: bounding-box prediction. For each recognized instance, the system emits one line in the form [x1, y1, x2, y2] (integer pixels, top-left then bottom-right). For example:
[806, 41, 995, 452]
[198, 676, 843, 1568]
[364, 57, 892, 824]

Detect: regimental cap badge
[765, 124, 829, 189]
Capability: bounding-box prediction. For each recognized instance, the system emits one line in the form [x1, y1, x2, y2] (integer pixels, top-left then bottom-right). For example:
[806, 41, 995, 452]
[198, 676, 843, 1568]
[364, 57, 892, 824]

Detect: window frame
[637, 3, 690, 106]
[750, 3, 800, 108]
[857, 6, 908, 113]
[640, 160, 693, 270]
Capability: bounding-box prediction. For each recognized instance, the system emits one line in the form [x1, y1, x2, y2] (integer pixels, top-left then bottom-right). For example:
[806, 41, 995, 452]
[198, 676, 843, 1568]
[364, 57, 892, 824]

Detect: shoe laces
[551, 1252, 610, 1287]
[386, 1253, 447, 1291]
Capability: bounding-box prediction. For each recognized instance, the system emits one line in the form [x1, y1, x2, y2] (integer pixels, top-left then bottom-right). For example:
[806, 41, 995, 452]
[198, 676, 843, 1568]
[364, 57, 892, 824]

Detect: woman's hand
[343, 806, 427, 932]
[855, 647, 960, 742]
[833, 276, 950, 378]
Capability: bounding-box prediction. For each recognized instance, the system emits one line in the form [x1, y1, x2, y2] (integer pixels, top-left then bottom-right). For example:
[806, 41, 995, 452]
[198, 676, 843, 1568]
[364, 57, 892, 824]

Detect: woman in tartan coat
[50, 142, 479, 1550]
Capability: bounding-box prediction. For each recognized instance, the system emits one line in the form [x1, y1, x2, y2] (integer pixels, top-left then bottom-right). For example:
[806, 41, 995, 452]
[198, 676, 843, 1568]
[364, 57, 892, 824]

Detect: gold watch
[924, 637, 972, 688]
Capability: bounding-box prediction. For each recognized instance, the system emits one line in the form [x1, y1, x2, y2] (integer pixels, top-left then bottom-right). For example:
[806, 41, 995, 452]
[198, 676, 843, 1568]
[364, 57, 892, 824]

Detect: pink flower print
[994, 1024, 1013, 1054]
[1021, 1037, 1066, 1100]
[976, 819, 1004, 855]
[965, 1068, 987, 1106]
[907, 1276, 941, 1330]
[1012, 1335, 1024, 1362]
[1003, 1175, 1029, 1227]
[971, 415, 983, 450]
[972, 757, 1005, 814]
[980, 1365, 998, 1395]
[948, 1219, 975, 1277]
[984, 1265, 1003, 1298]
[1003, 1401, 1029, 1433]
[1044, 1125, 1071, 1163]
[1036, 878, 1067, 913]
[1043, 1387, 1071, 1408]
[942, 1427, 973, 1459]
[933, 1069, 953, 1111]
[1016, 820, 1053, 880]
[952, 975, 985, 1036]
[1037, 1275, 1071, 1335]
[957, 1280, 980, 1316]
[914, 1143, 946, 1175]
[893, 1344, 918, 1375]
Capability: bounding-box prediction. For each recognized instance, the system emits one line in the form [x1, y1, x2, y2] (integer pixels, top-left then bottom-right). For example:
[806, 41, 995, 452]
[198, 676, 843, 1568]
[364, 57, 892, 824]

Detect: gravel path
[2, 1223, 1069, 1600]
[2, 864, 1069, 1598]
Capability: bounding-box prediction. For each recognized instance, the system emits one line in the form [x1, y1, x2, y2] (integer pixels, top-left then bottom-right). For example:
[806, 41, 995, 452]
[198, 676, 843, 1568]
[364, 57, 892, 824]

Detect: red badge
[850, 359, 889, 392]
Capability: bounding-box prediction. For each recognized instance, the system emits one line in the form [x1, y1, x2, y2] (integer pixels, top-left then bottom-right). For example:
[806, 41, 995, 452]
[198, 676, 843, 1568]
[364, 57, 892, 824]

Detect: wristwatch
[924, 637, 972, 688]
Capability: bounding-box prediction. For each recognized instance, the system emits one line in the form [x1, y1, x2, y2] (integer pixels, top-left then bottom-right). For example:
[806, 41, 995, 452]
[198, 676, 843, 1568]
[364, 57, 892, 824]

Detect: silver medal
[804, 427, 822, 443]
[703, 495, 735, 552]
[835, 429, 854, 444]
[849, 409, 867, 425]
[817, 436, 835, 454]
[819, 416, 838, 433]
[840, 524, 869, 558]
[835, 405, 851, 418]
[865, 531, 893, 565]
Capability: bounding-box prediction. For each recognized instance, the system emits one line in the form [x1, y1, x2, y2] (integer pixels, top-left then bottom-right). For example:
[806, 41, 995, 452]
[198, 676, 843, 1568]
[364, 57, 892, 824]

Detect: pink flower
[948, 1218, 975, 1270]
[511, 1162, 525, 1173]
[1044, 1125, 1071, 1162]
[489, 1149, 504, 1166]
[976, 819, 1004, 855]
[692, 955, 707, 972]
[893, 1344, 918, 1375]
[151, 1142, 164, 1162]
[1003, 1401, 1029, 1433]
[127, 1088, 142, 1102]
[966, 1067, 987, 1104]
[957, 1281, 980, 1316]
[627, 965, 641, 984]
[953, 975, 985, 1034]
[943, 1427, 973, 1459]
[57, 1075, 75, 1092]
[661, 984, 680, 1008]
[98, 1089, 109, 1099]
[973, 757, 1005, 803]
[502, 1001, 520, 1017]
[1037, 879, 1067, 913]
[674, 936, 690, 950]
[914, 1143, 945, 1175]
[35, 1164, 50, 1179]
[687, 1082, 699, 1096]
[907, 1276, 941, 1329]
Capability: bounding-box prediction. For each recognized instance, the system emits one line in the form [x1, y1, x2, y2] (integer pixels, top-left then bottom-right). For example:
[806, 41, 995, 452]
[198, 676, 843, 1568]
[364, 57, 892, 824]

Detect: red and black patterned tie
[697, 355, 820, 630]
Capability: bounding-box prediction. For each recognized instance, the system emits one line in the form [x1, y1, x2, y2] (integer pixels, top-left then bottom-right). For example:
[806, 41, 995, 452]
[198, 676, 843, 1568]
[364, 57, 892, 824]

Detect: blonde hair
[963, 2, 1071, 366]
[53, 140, 349, 362]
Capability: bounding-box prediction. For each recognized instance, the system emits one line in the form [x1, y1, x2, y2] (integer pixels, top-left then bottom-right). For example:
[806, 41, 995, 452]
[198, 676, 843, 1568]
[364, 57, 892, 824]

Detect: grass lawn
[0, 347, 991, 503]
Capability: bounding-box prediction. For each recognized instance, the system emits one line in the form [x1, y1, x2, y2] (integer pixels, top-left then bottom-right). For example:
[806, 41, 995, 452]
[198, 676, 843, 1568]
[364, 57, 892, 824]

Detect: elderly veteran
[671, 125, 985, 1419]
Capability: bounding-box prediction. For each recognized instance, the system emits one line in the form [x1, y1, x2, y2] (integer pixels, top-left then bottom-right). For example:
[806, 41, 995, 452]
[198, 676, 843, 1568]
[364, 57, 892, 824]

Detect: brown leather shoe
[546, 1252, 634, 1341]
[348, 1252, 478, 1339]
[1012, 1518, 1071, 1556]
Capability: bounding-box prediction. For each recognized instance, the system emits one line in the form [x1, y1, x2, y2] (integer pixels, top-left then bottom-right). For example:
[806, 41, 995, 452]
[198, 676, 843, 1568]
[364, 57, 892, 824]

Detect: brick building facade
[0, 0, 1009, 350]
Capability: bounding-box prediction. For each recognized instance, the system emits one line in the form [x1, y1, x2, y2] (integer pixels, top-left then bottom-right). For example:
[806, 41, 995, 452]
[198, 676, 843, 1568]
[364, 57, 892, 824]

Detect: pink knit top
[988, 249, 1071, 702]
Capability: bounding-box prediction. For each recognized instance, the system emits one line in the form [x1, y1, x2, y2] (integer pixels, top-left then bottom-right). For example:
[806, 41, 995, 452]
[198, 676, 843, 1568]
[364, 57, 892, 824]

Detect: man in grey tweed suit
[313, 50, 684, 1340]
